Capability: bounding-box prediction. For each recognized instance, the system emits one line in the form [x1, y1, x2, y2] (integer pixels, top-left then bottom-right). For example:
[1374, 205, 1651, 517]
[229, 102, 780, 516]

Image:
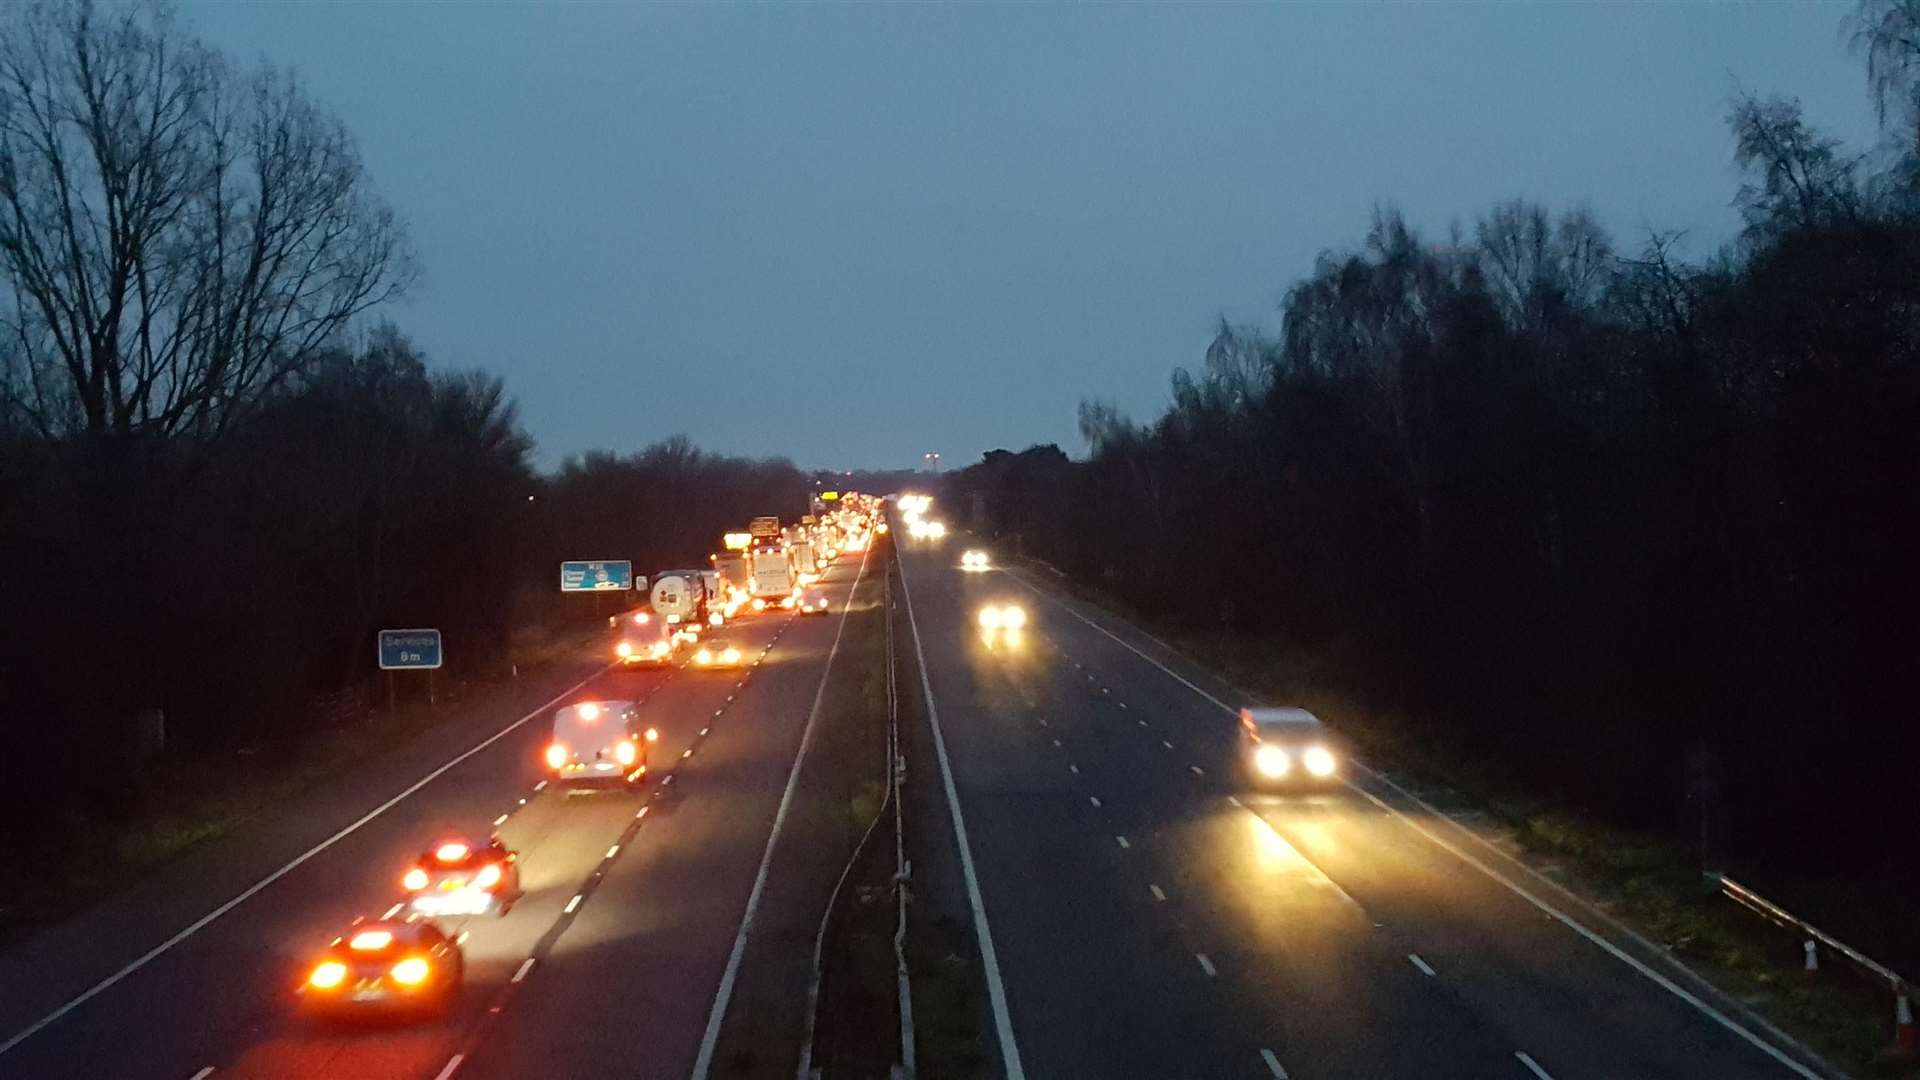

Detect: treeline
[952, 8, 1920, 904]
[0, 3, 803, 838]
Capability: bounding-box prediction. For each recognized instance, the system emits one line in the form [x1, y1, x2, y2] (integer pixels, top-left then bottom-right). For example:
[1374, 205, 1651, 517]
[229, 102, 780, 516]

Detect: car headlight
[723, 649, 741, 663]
[616, 641, 633, 657]
[696, 650, 712, 664]
[1002, 605, 1027, 629]
[1303, 745, 1337, 777]
[978, 606, 1002, 629]
[1254, 745, 1291, 777]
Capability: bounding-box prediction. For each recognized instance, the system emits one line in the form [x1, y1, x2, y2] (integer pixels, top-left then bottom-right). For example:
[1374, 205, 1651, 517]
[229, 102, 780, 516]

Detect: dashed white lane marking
[1196, 953, 1217, 976]
[1068, 764, 1080, 775]
[517, 797, 527, 805]
[533, 780, 548, 792]
[714, 708, 723, 716]
[432, 1055, 463, 1080]
[1089, 796, 1102, 808]
[492, 813, 508, 826]
[1038, 717, 1048, 727]
[1260, 1048, 1290, 1078]
[1515, 1051, 1554, 1079]
[635, 805, 650, 819]
[1409, 953, 1437, 976]
[1150, 884, 1167, 902]
[382, 903, 404, 919]
[1051, 738, 1063, 747]
[188, 1069, 216, 1080]
[1117, 702, 1128, 709]
[1101, 687, 1110, 694]
[512, 958, 536, 983]
[1115, 835, 1131, 849]
[564, 894, 583, 914]
[683, 749, 693, 758]
[1137, 719, 1148, 727]
[606, 845, 620, 859]
[663, 774, 675, 785]
[700, 727, 709, 736]
[1189, 765, 1205, 776]
[1226, 795, 1242, 808]
[1161, 739, 1174, 749]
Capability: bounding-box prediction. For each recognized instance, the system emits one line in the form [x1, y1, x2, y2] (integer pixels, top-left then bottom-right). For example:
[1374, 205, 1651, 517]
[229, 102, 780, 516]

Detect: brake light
[308, 961, 348, 989]
[434, 842, 469, 863]
[349, 930, 393, 951]
[389, 956, 431, 986]
[545, 743, 567, 769]
[402, 867, 429, 891]
[634, 612, 649, 624]
[645, 727, 659, 742]
[473, 862, 503, 889]
[615, 740, 637, 765]
[577, 702, 600, 720]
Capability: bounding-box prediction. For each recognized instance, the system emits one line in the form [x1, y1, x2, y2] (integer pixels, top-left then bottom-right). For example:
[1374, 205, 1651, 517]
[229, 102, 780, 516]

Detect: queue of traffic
[295, 496, 885, 1023]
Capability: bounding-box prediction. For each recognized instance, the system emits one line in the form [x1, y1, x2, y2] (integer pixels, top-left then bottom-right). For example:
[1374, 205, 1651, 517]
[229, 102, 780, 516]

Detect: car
[299, 916, 463, 1017]
[692, 639, 745, 669]
[545, 700, 657, 787]
[1239, 707, 1342, 787]
[797, 590, 830, 615]
[975, 603, 1027, 630]
[401, 835, 521, 917]
[961, 549, 991, 571]
[612, 611, 675, 666]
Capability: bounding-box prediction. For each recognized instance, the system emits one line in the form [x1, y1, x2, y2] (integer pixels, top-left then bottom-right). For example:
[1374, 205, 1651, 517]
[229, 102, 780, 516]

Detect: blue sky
[184, 1, 1882, 471]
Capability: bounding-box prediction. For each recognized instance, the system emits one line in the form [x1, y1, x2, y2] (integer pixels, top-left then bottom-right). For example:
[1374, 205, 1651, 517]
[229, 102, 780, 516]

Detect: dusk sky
[182, 2, 1881, 471]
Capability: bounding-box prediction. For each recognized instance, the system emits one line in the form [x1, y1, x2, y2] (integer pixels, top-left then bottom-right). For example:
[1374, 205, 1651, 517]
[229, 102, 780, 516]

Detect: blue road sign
[378, 628, 443, 670]
[560, 559, 634, 592]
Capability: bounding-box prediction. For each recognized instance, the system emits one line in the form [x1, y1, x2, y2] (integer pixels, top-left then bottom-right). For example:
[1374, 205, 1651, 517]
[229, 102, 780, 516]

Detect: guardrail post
[1803, 939, 1819, 975]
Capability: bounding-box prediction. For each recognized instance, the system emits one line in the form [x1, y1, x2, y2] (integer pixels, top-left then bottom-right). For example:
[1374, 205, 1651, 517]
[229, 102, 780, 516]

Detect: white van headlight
[1254, 745, 1290, 777]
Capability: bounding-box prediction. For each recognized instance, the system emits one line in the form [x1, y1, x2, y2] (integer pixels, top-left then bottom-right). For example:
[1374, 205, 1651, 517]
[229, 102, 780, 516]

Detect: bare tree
[1852, 0, 1920, 127]
[0, 0, 413, 444]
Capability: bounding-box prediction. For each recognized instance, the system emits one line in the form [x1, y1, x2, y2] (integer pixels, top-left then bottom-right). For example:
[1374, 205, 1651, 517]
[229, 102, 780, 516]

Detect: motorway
[0, 549, 871, 1080]
[895, 536, 1833, 1080]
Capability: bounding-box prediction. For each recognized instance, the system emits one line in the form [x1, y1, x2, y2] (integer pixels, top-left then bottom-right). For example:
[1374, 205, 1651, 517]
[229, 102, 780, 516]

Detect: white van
[544, 700, 657, 788]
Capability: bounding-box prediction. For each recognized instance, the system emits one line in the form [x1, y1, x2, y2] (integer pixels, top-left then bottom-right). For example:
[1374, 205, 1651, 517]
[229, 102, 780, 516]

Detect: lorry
[748, 543, 795, 609]
[649, 570, 710, 629]
[714, 552, 752, 605]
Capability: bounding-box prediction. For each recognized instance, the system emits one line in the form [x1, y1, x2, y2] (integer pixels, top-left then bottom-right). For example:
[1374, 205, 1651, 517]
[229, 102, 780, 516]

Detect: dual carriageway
[0, 515, 1835, 1079]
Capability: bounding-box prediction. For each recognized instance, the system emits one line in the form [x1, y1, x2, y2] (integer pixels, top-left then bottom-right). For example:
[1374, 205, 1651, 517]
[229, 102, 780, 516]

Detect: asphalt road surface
[0, 549, 870, 1080]
[895, 537, 1834, 1080]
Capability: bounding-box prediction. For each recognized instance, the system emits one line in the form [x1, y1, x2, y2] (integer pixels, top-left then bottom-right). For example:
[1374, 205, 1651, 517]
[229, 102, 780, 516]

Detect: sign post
[378, 629, 444, 715]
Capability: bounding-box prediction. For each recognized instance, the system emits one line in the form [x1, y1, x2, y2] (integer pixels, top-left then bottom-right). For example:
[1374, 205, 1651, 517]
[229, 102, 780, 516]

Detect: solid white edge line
[690, 547, 872, 1079]
[896, 548, 1028, 1080]
[432, 1054, 463, 1080]
[0, 663, 612, 1060]
[1515, 1050, 1554, 1079]
[999, 567, 1827, 1080]
[1260, 1048, 1289, 1078]
[188, 1069, 216, 1080]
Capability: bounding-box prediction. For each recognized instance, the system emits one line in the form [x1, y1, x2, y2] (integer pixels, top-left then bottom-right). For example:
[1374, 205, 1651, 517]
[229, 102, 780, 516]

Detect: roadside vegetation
[949, 1, 1920, 1070]
[0, 1, 812, 932]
